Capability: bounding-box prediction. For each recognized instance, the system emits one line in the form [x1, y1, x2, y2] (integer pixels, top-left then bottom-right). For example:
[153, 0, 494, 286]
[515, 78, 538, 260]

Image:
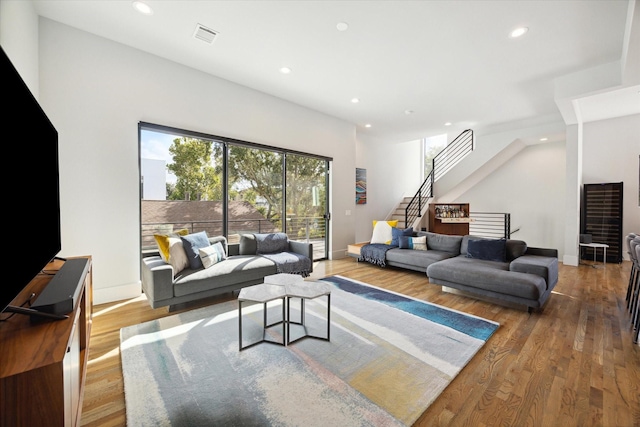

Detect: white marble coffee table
[237, 276, 332, 349]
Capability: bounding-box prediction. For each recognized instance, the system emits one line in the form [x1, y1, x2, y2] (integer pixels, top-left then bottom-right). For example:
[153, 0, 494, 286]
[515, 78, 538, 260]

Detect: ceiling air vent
[193, 24, 218, 44]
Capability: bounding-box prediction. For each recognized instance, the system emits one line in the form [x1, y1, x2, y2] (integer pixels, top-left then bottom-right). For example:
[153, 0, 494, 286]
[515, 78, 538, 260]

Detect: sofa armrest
[526, 247, 558, 258]
[288, 240, 314, 273]
[510, 254, 558, 289]
[227, 243, 240, 256]
[141, 256, 175, 306]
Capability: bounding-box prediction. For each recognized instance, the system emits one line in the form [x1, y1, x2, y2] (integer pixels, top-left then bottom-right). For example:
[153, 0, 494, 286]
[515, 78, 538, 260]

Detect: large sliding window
[139, 122, 330, 260]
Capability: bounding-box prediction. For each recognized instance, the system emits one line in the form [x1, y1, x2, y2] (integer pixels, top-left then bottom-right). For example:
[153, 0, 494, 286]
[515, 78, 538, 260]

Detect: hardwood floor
[80, 259, 640, 427]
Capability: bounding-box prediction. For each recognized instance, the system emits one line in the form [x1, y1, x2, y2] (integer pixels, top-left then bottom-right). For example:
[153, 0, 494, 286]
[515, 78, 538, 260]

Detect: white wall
[354, 136, 422, 244]
[29, 18, 358, 304]
[455, 141, 567, 255]
[0, 0, 39, 96]
[583, 114, 640, 259]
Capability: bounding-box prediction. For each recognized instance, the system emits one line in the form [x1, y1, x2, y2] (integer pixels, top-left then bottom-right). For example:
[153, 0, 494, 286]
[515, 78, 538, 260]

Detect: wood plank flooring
[80, 259, 640, 427]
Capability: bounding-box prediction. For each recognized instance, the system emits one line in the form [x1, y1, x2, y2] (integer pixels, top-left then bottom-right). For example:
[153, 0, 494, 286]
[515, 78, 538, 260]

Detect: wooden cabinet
[428, 203, 471, 235]
[0, 256, 92, 427]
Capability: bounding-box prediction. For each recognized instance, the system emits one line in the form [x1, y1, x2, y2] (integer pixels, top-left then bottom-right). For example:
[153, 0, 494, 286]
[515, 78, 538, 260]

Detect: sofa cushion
[199, 242, 227, 269]
[173, 255, 277, 297]
[386, 247, 454, 269]
[255, 232, 289, 254]
[418, 232, 462, 254]
[466, 238, 506, 262]
[391, 227, 413, 246]
[180, 231, 211, 269]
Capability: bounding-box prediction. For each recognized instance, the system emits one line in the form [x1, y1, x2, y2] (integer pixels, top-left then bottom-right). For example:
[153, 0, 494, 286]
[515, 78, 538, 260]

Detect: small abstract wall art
[356, 168, 367, 204]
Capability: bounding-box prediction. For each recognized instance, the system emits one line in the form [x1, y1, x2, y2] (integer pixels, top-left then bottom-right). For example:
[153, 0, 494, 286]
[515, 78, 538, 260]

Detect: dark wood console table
[0, 256, 92, 427]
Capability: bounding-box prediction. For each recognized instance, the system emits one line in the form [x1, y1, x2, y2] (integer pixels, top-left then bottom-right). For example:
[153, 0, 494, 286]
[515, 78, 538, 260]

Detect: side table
[579, 242, 609, 268]
[238, 283, 287, 351]
[285, 281, 331, 345]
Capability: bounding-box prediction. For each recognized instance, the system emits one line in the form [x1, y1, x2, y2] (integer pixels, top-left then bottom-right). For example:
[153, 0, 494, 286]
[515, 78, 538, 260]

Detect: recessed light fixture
[132, 1, 153, 15]
[540, 137, 548, 141]
[280, 67, 291, 74]
[444, 122, 452, 126]
[364, 124, 372, 128]
[510, 27, 528, 38]
[337, 22, 349, 31]
[351, 98, 360, 104]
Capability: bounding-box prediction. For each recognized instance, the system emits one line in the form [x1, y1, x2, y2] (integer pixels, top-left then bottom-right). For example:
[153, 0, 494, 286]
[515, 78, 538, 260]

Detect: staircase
[390, 129, 474, 229]
[389, 197, 414, 229]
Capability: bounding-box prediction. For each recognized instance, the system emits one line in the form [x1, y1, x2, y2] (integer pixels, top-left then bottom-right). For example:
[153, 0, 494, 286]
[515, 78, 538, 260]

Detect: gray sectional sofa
[369, 231, 558, 312]
[141, 233, 313, 311]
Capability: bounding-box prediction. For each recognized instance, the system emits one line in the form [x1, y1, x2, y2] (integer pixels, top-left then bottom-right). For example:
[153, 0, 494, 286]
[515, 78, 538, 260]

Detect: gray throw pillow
[254, 232, 289, 254]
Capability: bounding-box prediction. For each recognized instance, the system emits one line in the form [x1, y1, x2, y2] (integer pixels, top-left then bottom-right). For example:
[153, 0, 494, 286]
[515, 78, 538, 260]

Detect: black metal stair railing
[405, 129, 474, 228]
[469, 212, 512, 239]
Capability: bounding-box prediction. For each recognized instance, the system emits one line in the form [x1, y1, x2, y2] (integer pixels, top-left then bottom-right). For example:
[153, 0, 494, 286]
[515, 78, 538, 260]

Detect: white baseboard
[93, 280, 142, 305]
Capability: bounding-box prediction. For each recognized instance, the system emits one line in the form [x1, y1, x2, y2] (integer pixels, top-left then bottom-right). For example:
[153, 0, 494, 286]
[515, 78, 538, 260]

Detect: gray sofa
[141, 233, 313, 311]
[381, 232, 558, 312]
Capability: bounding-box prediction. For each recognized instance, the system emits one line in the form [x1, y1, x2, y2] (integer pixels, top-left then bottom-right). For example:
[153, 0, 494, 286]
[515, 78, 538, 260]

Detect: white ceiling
[32, 0, 640, 143]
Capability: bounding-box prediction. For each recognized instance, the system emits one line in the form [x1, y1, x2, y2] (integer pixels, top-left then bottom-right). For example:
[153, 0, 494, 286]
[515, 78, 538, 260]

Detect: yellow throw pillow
[370, 220, 399, 244]
[153, 228, 189, 262]
[154, 234, 173, 262]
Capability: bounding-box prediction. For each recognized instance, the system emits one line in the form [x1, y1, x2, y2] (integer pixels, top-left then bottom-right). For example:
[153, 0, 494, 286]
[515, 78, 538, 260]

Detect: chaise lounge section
[361, 231, 558, 312]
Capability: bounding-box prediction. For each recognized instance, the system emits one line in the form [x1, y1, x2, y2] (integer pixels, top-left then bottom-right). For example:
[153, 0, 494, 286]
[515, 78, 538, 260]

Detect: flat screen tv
[1, 46, 63, 319]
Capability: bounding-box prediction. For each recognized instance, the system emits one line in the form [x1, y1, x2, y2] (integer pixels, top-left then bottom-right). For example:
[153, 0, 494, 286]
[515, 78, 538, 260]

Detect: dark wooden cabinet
[581, 182, 623, 263]
[428, 203, 471, 235]
[0, 256, 92, 427]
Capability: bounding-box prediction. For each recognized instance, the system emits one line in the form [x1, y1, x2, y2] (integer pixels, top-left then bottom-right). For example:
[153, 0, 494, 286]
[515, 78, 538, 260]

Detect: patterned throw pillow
[398, 235, 428, 250]
[199, 242, 227, 269]
[370, 220, 399, 244]
[153, 228, 189, 262]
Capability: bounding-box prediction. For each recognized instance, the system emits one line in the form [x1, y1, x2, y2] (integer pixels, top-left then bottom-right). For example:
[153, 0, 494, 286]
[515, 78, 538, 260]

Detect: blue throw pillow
[466, 238, 506, 262]
[180, 231, 211, 269]
[391, 227, 413, 246]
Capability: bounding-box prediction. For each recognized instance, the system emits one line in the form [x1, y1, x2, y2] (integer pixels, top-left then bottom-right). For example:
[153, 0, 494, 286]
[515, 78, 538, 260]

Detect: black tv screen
[1, 46, 61, 314]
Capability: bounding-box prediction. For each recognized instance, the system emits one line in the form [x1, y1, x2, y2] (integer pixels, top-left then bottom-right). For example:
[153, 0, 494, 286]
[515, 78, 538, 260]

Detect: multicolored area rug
[120, 275, 499, 426]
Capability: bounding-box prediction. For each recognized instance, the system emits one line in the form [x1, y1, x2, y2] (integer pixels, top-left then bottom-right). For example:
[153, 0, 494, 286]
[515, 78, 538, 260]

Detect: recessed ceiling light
[132, 1, 153, 15]
[280, 67, 291, 74]
[540, 137, 548, 141]
[337, 22, 349, 31]
[351, 98, 360, 104]
[444, 122, 452, 126]
[364, 124, 372, 128]
[510, 27, 528, 38]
